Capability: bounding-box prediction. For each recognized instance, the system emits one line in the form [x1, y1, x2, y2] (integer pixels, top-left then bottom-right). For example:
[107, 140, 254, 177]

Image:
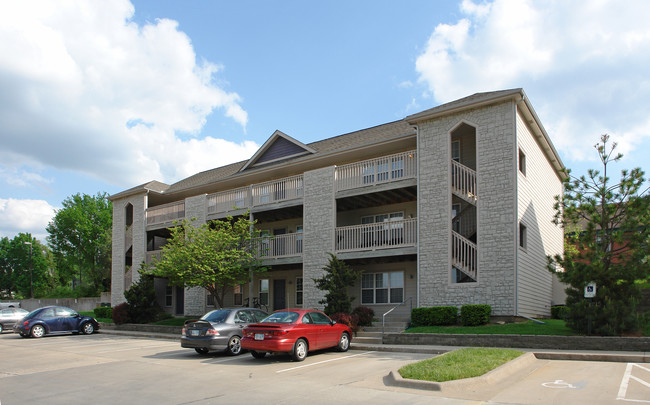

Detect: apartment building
[109, 88, 565, 319]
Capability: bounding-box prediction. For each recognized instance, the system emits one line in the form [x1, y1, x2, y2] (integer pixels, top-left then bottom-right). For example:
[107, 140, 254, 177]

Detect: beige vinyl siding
[516, 110, 563, 317]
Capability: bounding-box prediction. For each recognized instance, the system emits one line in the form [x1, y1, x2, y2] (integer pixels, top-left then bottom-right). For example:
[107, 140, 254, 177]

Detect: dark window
[519, 223, 527, 248]
[519, 149, 526, 175]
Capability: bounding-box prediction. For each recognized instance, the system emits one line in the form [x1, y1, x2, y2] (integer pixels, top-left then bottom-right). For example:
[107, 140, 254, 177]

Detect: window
[233, 284, 243, 306]
[377, 158, 389, 182]
[452, 140, 460, 162]
[452, 203, 461, 233]
[259, 279, 269, 306]
[391, 156, 404, 178]
[361, 271, 404, 304]
[165, 286, 173, 307]
[296, 277, 303, 306]
[206, 293, 215, 307]
[234, 190, 246, 209]
[296, 225, 303, 253]
[519, 223, 527, 249]
[518, 149, 526, 175]
[258, 185, 270, 204]
[362, 163, 375, 184]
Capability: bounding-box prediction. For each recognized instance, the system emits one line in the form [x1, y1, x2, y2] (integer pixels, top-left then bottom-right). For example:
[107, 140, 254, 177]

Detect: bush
[112, 303, 130, 324]
[94, 307, 113, 319]
[124, 270, 163, 324]
[330, 312, 360, 332]
[460, 305, 491, 326]
[411, 306, 458, 327]
[351, 306, 375, 326]
[551, 305, 568, 320]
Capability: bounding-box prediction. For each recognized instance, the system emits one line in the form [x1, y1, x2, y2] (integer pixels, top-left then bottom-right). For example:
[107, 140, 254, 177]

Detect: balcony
[146, 201, 185, 226]
[207, 175, 304, 216]
[451, 160, 477, 205]
[335, 218, 417, 252]
[254, 233, 303, 259]
[335, 150, 417, 192]
[145, 250, 162, 265]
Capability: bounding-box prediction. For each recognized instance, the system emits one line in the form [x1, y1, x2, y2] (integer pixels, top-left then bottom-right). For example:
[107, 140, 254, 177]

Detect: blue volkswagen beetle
[14, 306, 100, 338]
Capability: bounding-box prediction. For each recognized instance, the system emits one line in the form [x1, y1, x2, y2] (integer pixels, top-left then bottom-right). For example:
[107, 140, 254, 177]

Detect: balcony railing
[146, 201, 185, 226]
[207, 186, 250, 215]
[252, 175, 303, 206]
[335, 150, 417, 191]
[145, 250, 162, 265]
[335, 218, 417, 252]
[253, 233, 303, 259]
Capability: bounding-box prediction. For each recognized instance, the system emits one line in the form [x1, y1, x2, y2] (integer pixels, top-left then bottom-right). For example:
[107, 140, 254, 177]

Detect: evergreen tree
[314, 254, 361, 315]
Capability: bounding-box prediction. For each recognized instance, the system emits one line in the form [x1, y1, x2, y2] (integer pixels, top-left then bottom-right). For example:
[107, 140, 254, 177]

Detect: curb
[386, 352, 538, 391]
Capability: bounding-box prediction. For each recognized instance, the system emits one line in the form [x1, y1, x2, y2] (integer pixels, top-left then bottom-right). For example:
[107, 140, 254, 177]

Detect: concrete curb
[387, 351, 538, 391]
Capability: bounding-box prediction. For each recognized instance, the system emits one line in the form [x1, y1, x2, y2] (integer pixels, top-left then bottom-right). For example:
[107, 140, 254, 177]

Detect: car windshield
[261, 311, 299, 324]
[200, 310, 231, 323]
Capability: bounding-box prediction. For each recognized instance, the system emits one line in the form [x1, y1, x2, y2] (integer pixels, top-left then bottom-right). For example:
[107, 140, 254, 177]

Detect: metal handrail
[382, 297, 412, 340]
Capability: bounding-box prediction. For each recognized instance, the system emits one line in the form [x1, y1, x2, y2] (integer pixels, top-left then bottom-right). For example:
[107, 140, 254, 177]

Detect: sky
[1, 0, 649, 242]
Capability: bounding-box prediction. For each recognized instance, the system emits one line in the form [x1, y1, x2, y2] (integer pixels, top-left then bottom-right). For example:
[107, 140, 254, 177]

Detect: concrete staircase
[354, 317, 410, 345]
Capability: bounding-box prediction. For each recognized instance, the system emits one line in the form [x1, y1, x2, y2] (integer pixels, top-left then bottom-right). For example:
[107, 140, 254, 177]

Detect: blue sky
[1, 0, 649, 241]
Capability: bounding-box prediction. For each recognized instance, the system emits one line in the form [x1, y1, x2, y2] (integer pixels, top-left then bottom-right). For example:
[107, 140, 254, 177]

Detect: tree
[146, 215, 266, 308]
[124, 264, 162, 323]
[314, 253, 362, 315]
[549, 134, 649, 335]
[0, 234, 53, 299]
[46, 192, 112, 294]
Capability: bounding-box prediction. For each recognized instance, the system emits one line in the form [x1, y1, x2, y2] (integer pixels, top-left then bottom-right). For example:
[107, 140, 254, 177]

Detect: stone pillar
[184, 194, 207, 315]
[302, 166, 336, 309]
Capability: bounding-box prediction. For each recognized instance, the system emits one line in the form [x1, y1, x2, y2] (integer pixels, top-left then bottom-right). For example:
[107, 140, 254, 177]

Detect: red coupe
[241, 309, 352, 361]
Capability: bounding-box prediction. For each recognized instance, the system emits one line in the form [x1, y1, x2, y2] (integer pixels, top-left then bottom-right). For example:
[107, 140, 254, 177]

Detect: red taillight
[206, 329, 219, 336]
[271, 330, 288, 336]
[181, 328, 186, 336]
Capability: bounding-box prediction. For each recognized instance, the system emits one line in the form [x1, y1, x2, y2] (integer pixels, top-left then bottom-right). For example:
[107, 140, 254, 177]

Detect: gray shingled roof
[108, 180, 170, 200]
[165, 119, 414, 193]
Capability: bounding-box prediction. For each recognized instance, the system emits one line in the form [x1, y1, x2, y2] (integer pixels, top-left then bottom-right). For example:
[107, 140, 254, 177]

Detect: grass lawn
[80, 311, 112, 323]
[399, 347, 524, 382]
[405, 319, 576, 336]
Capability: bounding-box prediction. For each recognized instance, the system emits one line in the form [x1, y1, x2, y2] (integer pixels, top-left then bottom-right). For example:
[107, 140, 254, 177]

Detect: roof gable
[240, 130, 315, 172]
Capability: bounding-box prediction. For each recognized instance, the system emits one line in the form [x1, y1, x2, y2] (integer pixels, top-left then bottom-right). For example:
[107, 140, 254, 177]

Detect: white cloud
[0, 199, 57, 241]
[0, 0, 256, 188]
[415, 0, 650, 169]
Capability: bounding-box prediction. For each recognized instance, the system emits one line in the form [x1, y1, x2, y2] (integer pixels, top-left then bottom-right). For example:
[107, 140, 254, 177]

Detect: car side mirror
[331, 320, 337, 326]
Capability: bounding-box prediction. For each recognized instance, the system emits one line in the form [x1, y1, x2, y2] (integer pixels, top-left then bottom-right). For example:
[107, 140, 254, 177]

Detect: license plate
[255, 333, 264, 341]
[190, 330, 200, 337]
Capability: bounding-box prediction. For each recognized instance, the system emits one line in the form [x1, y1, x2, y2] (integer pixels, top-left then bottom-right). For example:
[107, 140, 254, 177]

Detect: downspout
[414, 124, 421, 308]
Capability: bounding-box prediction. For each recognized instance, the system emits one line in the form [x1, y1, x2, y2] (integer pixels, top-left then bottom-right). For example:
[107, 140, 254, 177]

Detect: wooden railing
[451, 230, 477, 280]
[146, 201, 185, 226]
[451, 160, 477, 204]
[252, 233, 302, 259]
[207, 186, 250, 214]
[335, 218, 417, 252]
[335, 150, 417, 191]
[252, 175, 303, 206]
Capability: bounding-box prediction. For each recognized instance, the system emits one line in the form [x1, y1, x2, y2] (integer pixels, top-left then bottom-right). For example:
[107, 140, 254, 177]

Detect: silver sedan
[0, 307, 28, 333]
[181, 308, 268, 355]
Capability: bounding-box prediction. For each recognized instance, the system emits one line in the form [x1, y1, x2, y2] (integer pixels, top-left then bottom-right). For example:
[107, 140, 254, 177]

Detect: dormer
[239, 130, 316, 172]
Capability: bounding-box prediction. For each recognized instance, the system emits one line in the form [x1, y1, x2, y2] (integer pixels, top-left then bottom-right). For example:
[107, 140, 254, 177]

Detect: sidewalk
[98, 326, 649, 363]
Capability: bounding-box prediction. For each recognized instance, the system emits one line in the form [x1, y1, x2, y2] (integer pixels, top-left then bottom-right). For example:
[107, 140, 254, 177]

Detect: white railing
[146, 201, 185, 226]
[207, 186, 250, 214]
[335, 218, 417, 252]
[451, 230, 477, 280]
[335, 150, 417, 191]
[253, 233, 303, 259]
[451, 160, 477, 203]
[251, 175, 303, 206]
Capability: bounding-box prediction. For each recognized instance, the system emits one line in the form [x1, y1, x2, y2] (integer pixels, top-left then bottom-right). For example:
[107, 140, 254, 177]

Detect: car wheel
[251, 350, 266, 359]
[291, 338, 308, 362]
[336, 332, 350, 352]
[31, 325, 45, 338]
[226, 335, 242, 356]
[81, 322, 95, 335]
[195, 348, 210, 355]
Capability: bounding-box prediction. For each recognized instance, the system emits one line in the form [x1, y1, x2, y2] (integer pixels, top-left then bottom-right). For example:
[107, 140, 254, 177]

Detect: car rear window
[261, 311, 299, 324]
[201, 310, 231, 323]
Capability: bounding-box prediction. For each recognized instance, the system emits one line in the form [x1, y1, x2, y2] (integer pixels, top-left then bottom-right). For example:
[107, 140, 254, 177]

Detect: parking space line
[617, 363, 650, 403]
[276, 351, 376, 373]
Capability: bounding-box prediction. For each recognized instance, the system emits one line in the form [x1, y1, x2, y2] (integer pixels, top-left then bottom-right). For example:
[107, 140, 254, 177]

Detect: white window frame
[296, 277, 303, 306]
[361, 271, 404, 305]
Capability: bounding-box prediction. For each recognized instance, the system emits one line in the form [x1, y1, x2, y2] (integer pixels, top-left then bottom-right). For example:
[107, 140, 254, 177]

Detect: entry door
[175, 286, 184, 315]
[273, 279, 286, 310]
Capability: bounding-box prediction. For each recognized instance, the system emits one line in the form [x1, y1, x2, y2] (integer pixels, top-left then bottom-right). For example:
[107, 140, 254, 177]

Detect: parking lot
[0, 332, 648, 404]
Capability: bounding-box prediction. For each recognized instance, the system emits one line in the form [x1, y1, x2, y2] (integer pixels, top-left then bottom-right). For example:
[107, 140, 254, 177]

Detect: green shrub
[351, 306, 375, 326]
[411, 306, 458, 327]
[551, 305, 568, 320]
[460, 304, 491, 326]
[94, 307, 113, 319]
[112, 303, 130, 324]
